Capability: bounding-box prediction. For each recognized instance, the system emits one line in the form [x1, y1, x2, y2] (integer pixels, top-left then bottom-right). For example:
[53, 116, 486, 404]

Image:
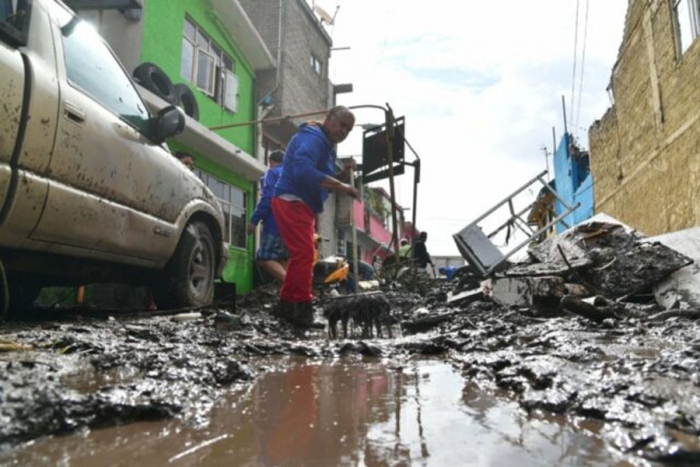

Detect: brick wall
[589, 0, 700, 235]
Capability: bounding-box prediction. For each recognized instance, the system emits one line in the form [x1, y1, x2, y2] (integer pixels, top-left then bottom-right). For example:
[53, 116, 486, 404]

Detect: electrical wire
[575, 0, 590, 135]
[570, 0, 581, 128]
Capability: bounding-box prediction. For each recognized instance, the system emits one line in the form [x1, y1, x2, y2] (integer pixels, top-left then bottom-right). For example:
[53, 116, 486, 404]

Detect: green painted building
[69, 0, 276, 293]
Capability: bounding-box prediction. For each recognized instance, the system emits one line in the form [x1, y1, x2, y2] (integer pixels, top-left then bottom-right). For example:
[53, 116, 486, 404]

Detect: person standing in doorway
[248, 150, 288, 283]
[272, 106, 359, 327]
[413, 231, 436, 277]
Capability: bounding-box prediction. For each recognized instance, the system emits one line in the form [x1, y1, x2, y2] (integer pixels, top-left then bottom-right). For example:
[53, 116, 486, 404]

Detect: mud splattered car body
[0, 0, 227, 310]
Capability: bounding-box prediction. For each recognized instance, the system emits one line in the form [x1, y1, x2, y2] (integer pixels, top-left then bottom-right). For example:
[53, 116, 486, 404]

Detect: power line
[575, 0, 590, 135]
[569, 0, 580, 128]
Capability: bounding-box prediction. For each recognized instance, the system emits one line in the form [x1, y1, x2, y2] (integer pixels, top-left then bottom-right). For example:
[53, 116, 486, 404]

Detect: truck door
[0, 37, 23, 210]
[30, 2, 193, 263]
[0, 0, 59, 247]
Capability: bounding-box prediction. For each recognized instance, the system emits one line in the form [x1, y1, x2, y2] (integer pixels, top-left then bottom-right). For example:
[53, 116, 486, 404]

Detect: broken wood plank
[560, 295, 618, 323]
[647, 309, 700, 322]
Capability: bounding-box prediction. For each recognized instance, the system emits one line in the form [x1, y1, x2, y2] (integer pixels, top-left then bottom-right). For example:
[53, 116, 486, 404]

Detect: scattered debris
[0, 340, 33, 352]
[528, 219, 692, 298]
[487, 276, 565, 309]
[649, 227, 700, 310]
[446, 288, 484, 306]
[3, 213, 700, 464]
[171, 312, 202, 322]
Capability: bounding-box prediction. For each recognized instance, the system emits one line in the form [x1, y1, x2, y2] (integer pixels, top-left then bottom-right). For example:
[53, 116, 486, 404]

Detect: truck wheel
[153, 221, 216, 310]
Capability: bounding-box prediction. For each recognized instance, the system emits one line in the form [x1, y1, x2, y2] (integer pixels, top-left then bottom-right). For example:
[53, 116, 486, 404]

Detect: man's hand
[246, 222, 256, 234]
[345, 184, 360, 198]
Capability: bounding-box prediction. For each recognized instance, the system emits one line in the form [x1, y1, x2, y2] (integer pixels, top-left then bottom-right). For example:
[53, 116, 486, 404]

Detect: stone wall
[589, 0, 700, 235]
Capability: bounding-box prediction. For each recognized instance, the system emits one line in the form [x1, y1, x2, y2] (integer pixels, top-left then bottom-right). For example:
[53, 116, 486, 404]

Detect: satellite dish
[313, 4, 338, 25]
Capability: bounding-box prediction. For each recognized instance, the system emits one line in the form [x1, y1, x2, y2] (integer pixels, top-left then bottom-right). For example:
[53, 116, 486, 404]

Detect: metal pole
[385, 106, 401, 266]
[561, 95, 568, 137]
[209, 103, 391, 132]
[550, 126, 557, 182]
[209, 108, 330, 131]
[411, 160, 419, 251]
[349, 169, 359, 292]
[485, 203, 580, 275]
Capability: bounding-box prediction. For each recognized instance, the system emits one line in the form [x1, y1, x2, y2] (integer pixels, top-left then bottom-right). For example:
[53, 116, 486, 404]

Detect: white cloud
[315, 0, 627, 256]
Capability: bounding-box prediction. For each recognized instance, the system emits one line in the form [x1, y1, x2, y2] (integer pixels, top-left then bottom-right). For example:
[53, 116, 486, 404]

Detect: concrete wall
[239, 0, 331, 127]
[589, 0, 700, 235]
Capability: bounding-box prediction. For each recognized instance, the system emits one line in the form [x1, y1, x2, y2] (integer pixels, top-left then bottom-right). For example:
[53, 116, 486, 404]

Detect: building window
[311, 54, 322, 75]
[195, 170, 247, 248]
[181, 17, 238, 111]
[673, 0, 700, 55]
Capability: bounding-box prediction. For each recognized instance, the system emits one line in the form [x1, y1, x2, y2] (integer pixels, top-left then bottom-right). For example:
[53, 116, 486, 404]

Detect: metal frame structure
[452, 170, 579, 276]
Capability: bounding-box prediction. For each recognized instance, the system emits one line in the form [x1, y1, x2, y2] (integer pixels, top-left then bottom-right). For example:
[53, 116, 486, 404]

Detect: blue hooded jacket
[250, 164, 282, 235]
[273, 123, 336, 213]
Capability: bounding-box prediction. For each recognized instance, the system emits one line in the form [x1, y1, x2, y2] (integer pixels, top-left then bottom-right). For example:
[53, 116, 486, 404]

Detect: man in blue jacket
[248, 150, 287, 283]
[272, 106, 359, 326]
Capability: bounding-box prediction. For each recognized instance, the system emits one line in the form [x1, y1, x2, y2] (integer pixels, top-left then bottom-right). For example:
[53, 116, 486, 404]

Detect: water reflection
[3, 358, 637, 466]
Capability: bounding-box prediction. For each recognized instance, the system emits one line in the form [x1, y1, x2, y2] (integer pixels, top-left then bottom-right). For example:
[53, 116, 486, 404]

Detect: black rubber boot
[295, 301, 325, 329]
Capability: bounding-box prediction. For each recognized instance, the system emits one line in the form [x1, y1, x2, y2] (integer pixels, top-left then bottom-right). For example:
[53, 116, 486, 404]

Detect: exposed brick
[590, 0, 700, 235]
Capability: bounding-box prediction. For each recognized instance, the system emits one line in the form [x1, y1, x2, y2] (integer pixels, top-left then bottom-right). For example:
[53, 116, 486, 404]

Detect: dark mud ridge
[2, 279, 700, 465]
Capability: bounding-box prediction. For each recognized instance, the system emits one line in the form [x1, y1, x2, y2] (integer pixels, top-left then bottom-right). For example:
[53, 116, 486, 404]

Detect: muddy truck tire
[153, 221, 216, 310]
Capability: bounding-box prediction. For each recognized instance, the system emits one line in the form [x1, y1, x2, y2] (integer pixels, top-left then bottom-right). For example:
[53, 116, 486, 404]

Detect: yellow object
[76, 285, 85, 306]
[325, 263, 349, 284]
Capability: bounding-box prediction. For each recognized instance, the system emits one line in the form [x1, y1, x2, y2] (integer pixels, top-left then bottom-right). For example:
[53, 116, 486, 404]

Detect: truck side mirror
[154, 105, 185, 144]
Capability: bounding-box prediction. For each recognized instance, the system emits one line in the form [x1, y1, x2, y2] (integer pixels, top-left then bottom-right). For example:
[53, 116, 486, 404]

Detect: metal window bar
[452, 170, 579, 277]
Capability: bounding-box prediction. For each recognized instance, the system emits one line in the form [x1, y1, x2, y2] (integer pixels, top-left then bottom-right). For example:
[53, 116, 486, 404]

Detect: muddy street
[2, 269, 700, 466]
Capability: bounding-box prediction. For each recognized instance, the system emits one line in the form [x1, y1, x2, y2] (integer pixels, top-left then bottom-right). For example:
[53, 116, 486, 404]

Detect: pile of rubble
[453, 215, 698, 324]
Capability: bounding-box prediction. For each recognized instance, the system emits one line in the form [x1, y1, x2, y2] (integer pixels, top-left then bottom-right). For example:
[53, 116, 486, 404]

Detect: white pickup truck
[0, 0, 228, 314]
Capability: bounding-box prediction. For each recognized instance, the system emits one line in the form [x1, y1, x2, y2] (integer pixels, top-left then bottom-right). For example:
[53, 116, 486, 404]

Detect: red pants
[272, 198, 315, 303]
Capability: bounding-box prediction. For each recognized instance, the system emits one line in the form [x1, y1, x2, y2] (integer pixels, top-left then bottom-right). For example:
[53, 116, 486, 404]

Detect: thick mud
[1, 281, 700, 465]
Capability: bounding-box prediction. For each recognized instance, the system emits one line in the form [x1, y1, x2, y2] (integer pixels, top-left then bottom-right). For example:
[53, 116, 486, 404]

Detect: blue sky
[311, 0, 628, 256]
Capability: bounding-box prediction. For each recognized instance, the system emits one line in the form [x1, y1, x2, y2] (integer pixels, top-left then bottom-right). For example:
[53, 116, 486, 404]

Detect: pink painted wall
[352, 200, 365, 231]
[369, 216, 392, 245]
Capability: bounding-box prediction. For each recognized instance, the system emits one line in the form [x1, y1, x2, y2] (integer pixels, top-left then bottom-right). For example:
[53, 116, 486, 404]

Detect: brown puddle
[3, 358, 637, 466]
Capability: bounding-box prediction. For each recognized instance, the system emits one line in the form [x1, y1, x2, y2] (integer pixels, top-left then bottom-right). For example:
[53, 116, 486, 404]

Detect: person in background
[439, 265, 457, 281]
[398, 238, 412, 261]
[174, 151, 194, 171]
[272, 106, 359, 327]
[248, 150, 288, 283]
[413, 231, 436, 277]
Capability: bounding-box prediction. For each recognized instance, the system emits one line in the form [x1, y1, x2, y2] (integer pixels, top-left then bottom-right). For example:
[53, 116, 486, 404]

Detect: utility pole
[541, 146, 550, 182]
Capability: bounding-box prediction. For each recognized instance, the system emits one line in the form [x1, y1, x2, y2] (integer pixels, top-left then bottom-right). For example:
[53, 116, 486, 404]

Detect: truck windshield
[53, 4, 153, 138]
